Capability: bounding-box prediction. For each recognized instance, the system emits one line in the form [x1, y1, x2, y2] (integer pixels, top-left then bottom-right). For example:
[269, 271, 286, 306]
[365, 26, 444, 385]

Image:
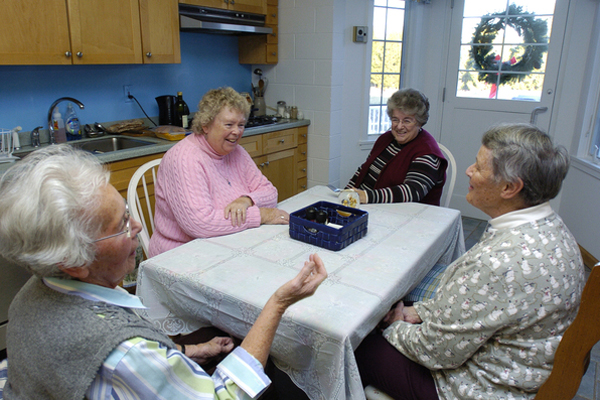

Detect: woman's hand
[378, 301, 422, 331]
[260, 207, 290, 225]
[224, 196, 254, 227]
[353, 189, 367, 204]
[185, 336, 235, 365]
[272, 253, 328, 309]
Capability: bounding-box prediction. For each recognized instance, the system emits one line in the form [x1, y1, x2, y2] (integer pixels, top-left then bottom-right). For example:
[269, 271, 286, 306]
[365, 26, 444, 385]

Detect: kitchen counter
[0, 119, 310, 175]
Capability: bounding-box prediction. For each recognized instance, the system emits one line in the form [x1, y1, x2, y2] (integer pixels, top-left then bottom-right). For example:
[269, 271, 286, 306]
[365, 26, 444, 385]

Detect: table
[137, 185, 465, 400]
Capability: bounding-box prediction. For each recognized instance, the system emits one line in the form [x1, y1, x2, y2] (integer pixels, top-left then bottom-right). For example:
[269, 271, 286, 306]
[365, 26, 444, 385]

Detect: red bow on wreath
[489, 55, 517, 98]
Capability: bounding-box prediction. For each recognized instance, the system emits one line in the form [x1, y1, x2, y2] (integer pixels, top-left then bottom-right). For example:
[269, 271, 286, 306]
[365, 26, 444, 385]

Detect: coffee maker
[156, 95, 176, 125]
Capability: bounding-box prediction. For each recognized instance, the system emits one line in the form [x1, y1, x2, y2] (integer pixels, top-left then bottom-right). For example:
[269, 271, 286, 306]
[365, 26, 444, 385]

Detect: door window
[457, 0, 556, 101]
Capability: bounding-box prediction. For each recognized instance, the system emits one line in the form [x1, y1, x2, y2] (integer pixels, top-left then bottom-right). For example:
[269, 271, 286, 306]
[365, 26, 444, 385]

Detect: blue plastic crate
[289, 201, 368, 251]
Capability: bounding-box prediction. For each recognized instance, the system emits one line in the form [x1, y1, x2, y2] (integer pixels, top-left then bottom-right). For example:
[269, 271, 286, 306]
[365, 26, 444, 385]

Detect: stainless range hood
[179, 4, 273, 35]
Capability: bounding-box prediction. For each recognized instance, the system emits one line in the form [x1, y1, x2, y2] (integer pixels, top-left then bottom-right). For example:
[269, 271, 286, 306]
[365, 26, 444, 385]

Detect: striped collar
[43, 277, 147, 309]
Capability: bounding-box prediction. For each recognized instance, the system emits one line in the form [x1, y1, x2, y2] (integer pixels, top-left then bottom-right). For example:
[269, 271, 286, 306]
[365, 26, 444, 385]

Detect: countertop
[0, 119, 310, 175]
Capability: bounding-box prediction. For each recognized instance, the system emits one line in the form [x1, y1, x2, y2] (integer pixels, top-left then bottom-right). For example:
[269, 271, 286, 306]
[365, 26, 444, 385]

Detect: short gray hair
[0, 145, 110, 277]
[387, 88, 430, 126]
[482, 123, 570, 207]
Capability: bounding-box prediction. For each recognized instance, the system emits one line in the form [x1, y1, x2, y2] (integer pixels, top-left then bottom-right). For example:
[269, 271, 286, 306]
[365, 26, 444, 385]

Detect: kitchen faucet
[47, 97, 84, 144]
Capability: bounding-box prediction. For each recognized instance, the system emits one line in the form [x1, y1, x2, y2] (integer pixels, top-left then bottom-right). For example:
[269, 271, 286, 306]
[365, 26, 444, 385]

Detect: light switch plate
[353, 26, 368, 43]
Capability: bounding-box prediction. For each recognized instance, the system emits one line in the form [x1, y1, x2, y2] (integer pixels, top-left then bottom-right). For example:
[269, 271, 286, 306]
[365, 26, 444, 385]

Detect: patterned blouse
[384, 203, 585, 400]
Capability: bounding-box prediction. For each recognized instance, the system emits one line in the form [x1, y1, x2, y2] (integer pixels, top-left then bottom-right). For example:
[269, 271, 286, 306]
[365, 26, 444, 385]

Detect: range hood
[179, 4, 273, 35]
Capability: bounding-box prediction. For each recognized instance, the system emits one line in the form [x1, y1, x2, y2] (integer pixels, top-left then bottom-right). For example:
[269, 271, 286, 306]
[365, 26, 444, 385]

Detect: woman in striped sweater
[346, 88, 447, 206]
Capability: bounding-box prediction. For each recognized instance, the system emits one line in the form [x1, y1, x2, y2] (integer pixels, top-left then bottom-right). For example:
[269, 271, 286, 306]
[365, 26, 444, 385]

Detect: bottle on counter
[51, 106, 67, 143]
[65, 103, 82, 141]
[175, 92, 190, 129]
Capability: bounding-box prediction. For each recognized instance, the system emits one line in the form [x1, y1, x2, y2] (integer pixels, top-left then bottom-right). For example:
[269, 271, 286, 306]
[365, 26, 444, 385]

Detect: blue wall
[0, 33, 252, 131]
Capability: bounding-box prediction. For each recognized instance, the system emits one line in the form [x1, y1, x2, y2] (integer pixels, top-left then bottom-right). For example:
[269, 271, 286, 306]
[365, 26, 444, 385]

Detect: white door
[440, 0, 570, 219]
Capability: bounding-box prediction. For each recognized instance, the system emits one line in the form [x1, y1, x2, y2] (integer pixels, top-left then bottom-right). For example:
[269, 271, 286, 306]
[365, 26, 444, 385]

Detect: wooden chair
[127, 158, 161, 258]
[535, 261, 600, 399]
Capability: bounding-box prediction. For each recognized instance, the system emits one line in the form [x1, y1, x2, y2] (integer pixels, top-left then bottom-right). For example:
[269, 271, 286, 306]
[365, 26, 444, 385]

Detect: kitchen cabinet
[179, 0, 266, 14]
[0, 0, 180, 65]
[238, 0, 278, 64]
[239, 125, 308, 202]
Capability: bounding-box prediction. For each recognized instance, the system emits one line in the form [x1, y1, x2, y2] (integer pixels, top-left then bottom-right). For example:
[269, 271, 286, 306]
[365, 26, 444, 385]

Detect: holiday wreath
[469, 4, 549, 86]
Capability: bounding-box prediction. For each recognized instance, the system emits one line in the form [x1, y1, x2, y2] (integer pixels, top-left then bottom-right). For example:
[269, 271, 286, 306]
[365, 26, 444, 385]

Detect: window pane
[384, 42, 402, 73]
[496, 72, 544, 101]
[374, 0, 387, 6]
[518, 0, 555, 15]
[463, 0, 507, 17]
[370, 74, 384, 104]
[387, 0, 405, 8]
[373, 7, 387, 40]
[386, 9, 404, 40]
[371, 42, 384, 73]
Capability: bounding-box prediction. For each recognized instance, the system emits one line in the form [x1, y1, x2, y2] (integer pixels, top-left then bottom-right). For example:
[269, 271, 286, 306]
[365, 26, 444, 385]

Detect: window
[369, 0, 406, 135]
[456, 1, 555, 101]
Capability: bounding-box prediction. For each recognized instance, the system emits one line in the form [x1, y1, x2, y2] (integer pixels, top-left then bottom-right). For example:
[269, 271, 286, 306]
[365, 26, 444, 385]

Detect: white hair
[0, 145, 110, 277]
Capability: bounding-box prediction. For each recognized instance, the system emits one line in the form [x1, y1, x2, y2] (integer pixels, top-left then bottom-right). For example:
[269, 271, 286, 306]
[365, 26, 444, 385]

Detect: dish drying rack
[0, 128, 19, 163]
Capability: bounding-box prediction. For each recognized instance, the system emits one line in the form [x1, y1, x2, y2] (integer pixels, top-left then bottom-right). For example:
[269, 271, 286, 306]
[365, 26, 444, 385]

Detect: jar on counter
[290, 106, 298, 119]
[277, 101, 287, 116]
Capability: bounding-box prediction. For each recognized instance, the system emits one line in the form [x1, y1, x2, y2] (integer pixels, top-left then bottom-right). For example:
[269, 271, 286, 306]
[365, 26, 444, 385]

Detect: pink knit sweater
[148, 134, 278, 257]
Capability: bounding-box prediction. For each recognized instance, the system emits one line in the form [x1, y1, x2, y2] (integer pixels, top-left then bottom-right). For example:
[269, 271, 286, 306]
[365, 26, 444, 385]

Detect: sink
[11, 136, 157, 159]
[70, 136, 156, 154]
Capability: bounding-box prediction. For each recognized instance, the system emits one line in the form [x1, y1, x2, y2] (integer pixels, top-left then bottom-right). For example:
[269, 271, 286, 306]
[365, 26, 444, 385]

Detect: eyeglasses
[93, 202, 131, 243]
[391, 117, 417, 128]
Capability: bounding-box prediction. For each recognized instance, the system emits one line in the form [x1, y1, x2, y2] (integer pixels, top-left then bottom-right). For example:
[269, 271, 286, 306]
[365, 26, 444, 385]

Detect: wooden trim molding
[580, 245, 599, 269]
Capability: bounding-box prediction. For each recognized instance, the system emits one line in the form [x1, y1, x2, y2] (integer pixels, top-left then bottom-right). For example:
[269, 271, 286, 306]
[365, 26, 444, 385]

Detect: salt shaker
[277, 101, 287, 116]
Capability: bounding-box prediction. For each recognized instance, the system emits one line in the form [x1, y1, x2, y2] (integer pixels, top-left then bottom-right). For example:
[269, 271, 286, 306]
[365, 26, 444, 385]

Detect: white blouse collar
[489, 202, 554, 230]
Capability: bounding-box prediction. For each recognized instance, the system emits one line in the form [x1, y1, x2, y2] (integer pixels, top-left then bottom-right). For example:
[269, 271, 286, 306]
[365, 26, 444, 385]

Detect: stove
[245, 115, 279, 128]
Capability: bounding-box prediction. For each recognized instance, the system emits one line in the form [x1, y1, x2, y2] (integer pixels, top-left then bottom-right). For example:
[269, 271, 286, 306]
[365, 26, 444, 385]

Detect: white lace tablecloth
[137, 185, 465, 400]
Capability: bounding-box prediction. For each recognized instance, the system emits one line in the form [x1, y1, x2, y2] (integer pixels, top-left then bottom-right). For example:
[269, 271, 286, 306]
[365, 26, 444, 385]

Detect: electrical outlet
[123, 85, 133, 103]
[353, 26, 368, 43]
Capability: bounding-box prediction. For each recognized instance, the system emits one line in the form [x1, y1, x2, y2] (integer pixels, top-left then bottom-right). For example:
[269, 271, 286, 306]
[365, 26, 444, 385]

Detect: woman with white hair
[0, 145, 326, 400]
[356, 123, 585, 400]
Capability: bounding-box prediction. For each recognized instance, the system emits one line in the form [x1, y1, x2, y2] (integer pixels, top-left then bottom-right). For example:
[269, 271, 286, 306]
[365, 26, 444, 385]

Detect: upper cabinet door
[0, 0, 72, 65]
[179, 0, 266, 15]
[67, 0, 143, 64]
[229, 0, 266, 14]
[140, 0, 181, 64]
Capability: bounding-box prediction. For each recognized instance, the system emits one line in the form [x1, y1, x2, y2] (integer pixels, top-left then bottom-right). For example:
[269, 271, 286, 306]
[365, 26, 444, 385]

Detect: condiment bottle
[175, 92, 190, 128]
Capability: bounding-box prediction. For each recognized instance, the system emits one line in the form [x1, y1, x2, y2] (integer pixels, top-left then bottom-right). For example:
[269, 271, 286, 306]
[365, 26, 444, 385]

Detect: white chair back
[438, 143, 457, 208]
[127, 158, 162, 258]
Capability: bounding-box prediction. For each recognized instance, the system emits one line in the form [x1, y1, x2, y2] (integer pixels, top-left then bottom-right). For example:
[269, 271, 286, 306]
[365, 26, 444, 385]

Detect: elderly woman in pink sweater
[148, 87, 289, 257]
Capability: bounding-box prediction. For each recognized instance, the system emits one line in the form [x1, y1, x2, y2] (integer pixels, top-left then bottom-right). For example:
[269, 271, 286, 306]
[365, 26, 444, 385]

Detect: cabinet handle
[271, 52, 277, 56]
[76, 52, 83, 58]
[279, 139, 285, 143]
[301, 185, 307, 189]
[224, 0, 229, 3]
[302, 134, 307, 138]
[301, 151, 307, 155]
[272, 13, 277, 17]
[302, 168, 306, 172]
[271, 33, 276, 37]
[65, 51, 72, 58]
[146, 52, 152, 58]
[231, 0, 235, 4]
[259, 161, 270, 167]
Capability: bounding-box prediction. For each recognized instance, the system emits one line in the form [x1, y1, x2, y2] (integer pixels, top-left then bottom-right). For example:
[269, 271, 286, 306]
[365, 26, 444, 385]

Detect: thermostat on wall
[353, 26, 368, 43]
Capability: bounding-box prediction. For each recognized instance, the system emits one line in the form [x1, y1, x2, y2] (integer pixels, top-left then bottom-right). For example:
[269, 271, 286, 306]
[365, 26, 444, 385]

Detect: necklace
[218, 159, 232, 186]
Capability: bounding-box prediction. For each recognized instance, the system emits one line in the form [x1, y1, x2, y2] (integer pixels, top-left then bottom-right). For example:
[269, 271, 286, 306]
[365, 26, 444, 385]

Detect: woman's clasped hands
[224, 195, 289, 226]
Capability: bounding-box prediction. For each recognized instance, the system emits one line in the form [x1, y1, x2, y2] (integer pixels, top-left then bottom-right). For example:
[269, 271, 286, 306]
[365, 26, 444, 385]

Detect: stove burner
[246, 115, 279, 128]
